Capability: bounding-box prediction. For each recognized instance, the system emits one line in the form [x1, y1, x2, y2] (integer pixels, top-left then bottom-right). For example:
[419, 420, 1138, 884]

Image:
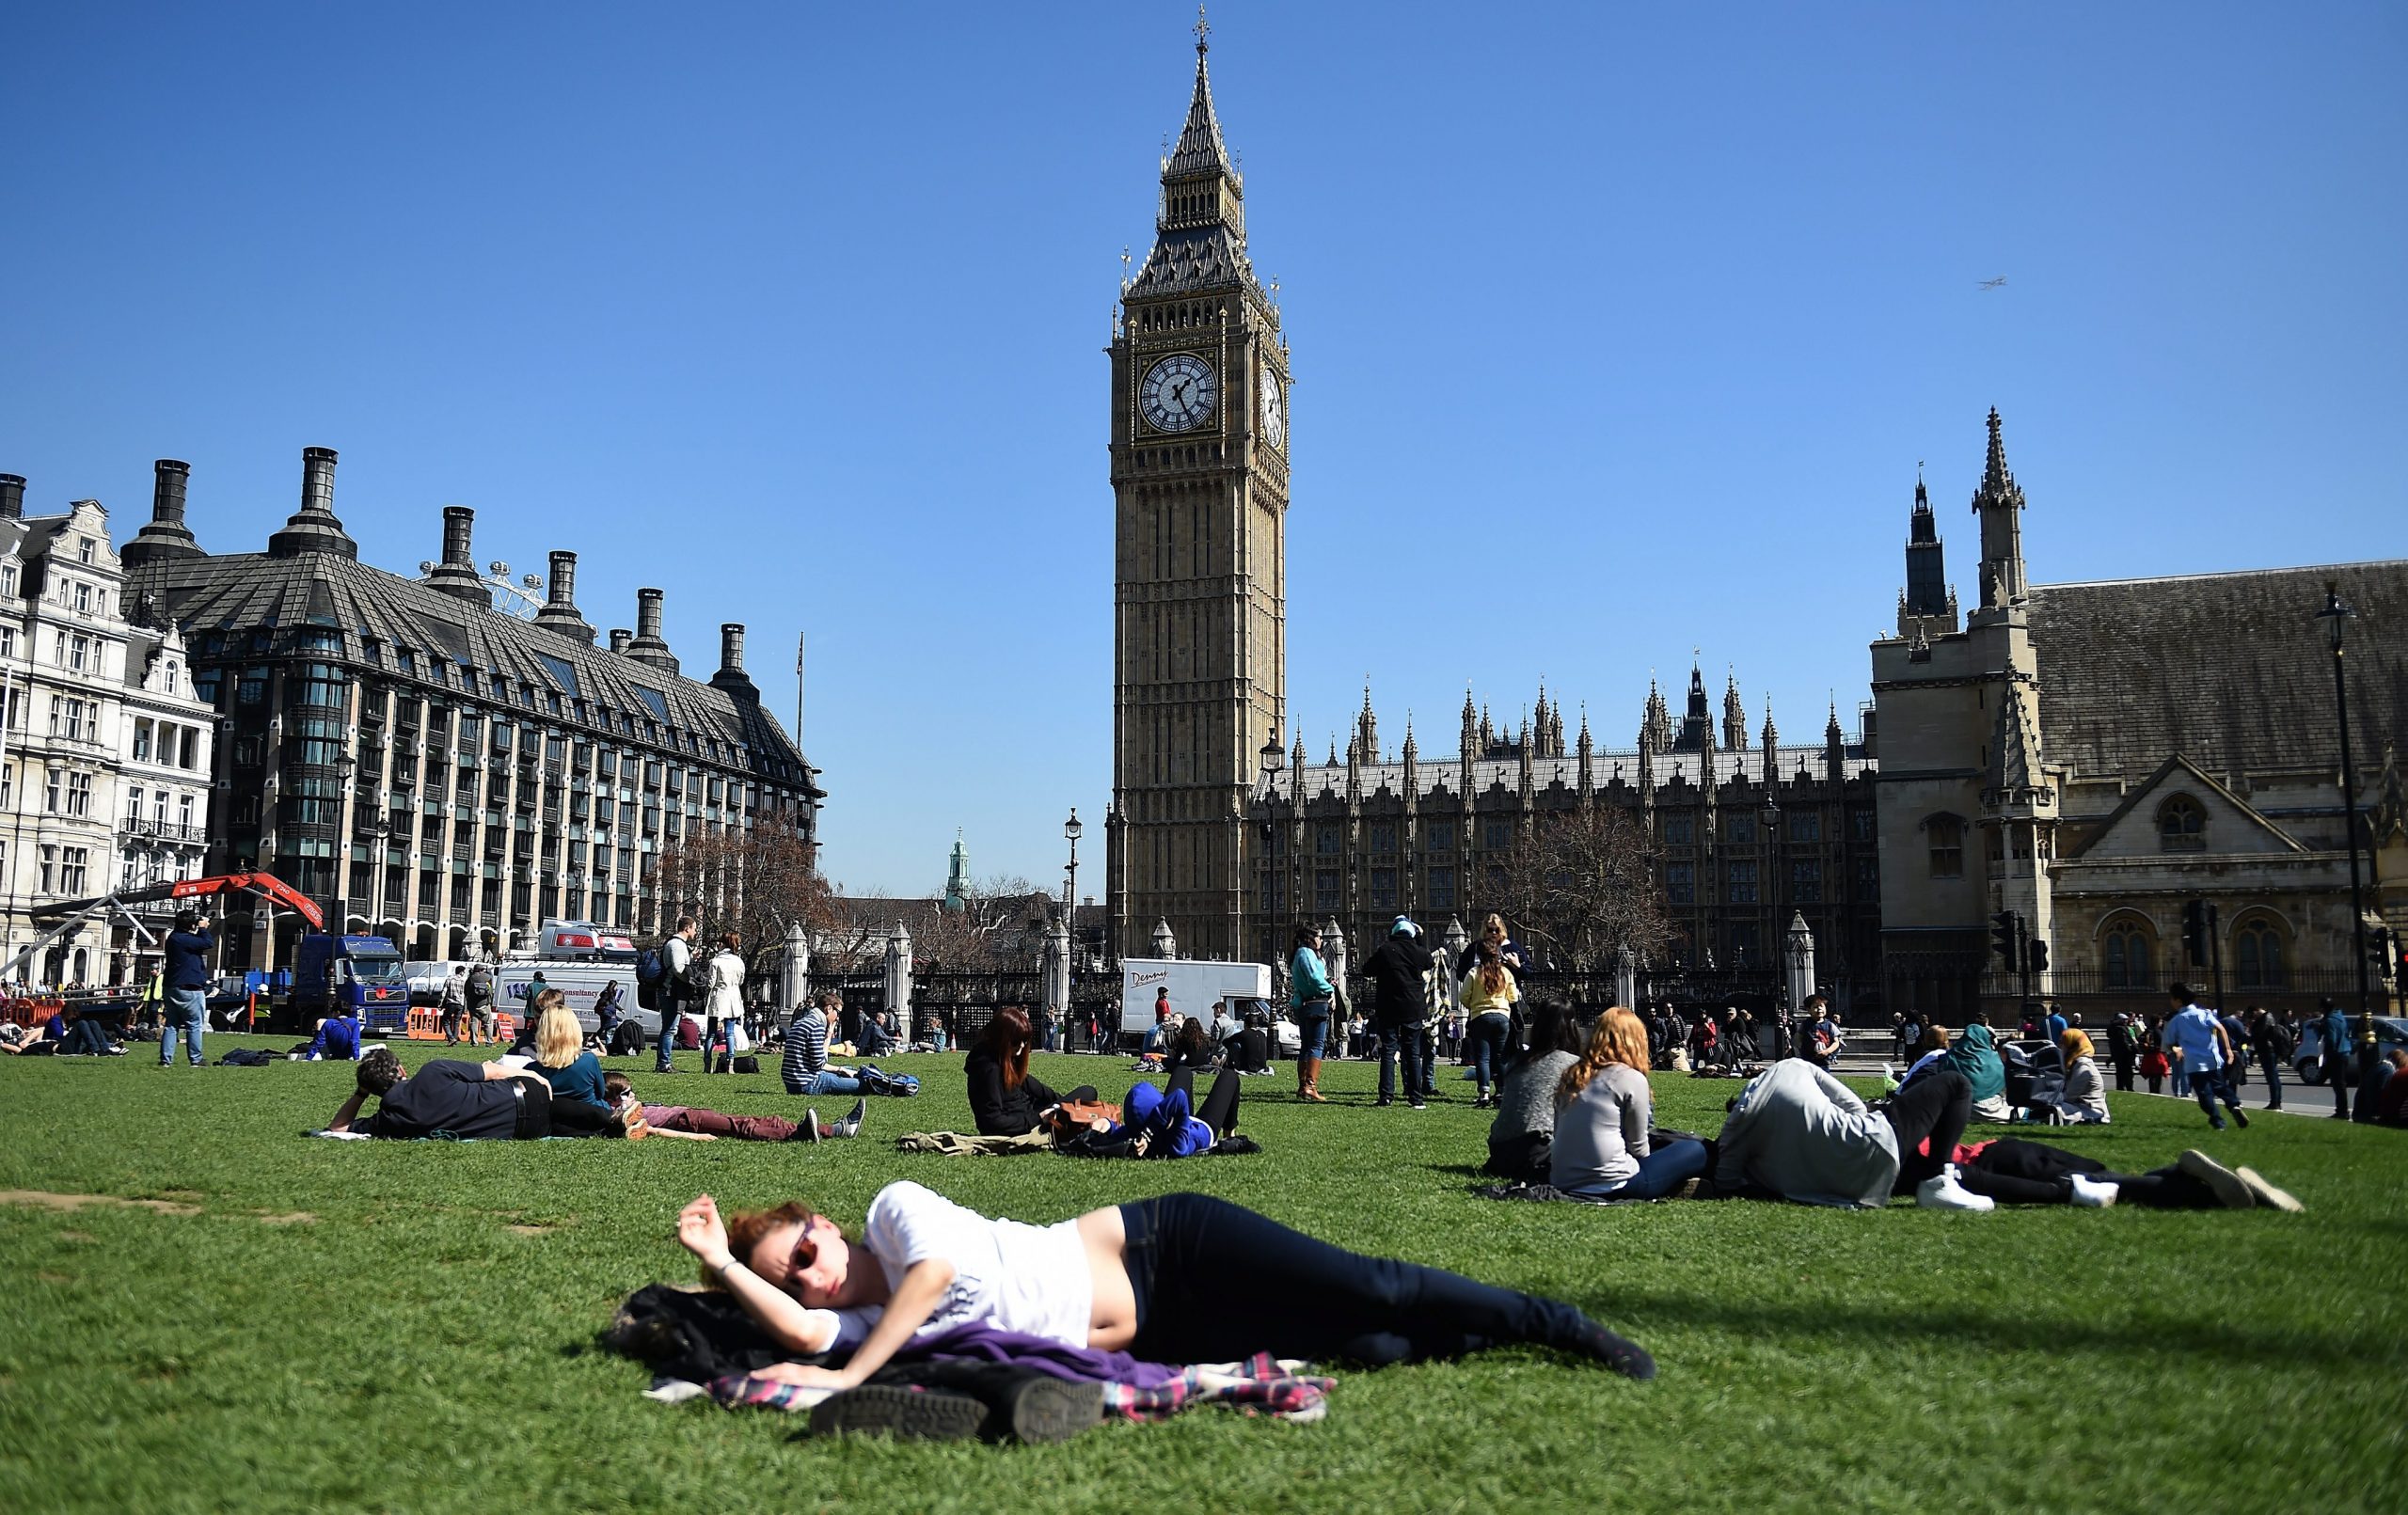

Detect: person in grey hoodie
[1710, 1058, 1990, 1209]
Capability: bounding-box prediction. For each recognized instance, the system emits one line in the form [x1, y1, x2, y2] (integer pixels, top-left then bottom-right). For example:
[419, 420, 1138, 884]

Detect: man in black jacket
[1365, 917, 1436, 1111]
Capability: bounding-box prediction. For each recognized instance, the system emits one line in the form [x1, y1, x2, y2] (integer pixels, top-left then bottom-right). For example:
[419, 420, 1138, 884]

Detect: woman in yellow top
[1458, 943, 1520, 1109]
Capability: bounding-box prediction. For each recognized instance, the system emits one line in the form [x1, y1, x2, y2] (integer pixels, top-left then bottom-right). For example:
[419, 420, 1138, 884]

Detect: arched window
[2102, 917, 2154, 989]
[2158, 795, 2206, 853]
[1925, 814, 1964, 878]
[2235, 915, 2289, 988]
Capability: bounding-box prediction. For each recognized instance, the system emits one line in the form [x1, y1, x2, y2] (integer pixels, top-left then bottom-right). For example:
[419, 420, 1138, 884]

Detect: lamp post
[1062, 809, 1082, 966]
[1257, 729, 1286, 963]
[2316, 582, 2377, 1087]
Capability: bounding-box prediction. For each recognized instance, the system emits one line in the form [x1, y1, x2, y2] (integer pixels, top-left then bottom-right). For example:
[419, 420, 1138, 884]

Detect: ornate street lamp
[1062, 808, 1083, 962]
[1255, 728, 1286, 961]
[2317, 582, 2377, 1087]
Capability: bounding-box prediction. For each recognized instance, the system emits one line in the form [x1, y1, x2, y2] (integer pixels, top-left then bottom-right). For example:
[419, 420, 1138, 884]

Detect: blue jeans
[1294, 1007, 1330, 1060]
[786, 1067, 864, 1097]
[653, 1007, 685, 1071]
[2258, 1049, 2283, 1108]
[1466, 1012, 1512, 1094]
[1564, 1139, 1711, 1201]
[1377, 1023, 1425, 1103]
[159, 987, 207, 1065]
[2193, 1066, 2242, 1126]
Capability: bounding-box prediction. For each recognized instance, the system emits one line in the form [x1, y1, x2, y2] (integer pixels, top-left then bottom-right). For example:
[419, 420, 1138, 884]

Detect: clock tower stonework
[1107, 28, 1289, 963]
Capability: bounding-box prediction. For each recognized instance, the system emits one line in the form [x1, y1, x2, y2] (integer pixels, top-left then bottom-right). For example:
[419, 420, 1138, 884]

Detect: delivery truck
[1117, 959, 1273, 1047]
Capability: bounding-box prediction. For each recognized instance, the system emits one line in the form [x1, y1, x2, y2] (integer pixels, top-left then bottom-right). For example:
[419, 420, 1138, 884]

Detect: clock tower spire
[1108, 17, 1290, 964]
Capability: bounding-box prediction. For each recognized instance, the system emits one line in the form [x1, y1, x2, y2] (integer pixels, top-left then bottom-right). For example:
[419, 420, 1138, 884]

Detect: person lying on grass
[325, 1046, 640, 1140]
[672, 1179, 1658, 1388]
[601, 1071, 863, 1143]
[1712, 1057, 1994, 1209]
[1928, 1136, 2301, 1211]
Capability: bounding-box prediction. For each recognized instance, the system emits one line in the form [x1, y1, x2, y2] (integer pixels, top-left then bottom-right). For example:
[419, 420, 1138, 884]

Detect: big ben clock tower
[1108, 18, 1289, 963]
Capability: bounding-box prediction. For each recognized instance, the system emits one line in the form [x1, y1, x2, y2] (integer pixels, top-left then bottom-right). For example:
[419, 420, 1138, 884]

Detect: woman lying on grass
[673, 1180, 1656, 1387]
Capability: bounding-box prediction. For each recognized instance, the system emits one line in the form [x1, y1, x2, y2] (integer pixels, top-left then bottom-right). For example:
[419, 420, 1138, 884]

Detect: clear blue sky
[5, 3, 2401, 895]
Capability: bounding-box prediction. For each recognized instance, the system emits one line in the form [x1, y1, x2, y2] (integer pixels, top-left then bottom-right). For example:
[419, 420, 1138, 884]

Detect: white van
[496, 960, 649, 1039]
[1118, 959, 1274, 1045]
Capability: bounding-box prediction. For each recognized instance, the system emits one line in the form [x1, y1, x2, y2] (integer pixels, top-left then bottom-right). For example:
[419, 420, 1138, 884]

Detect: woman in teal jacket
[1289, 925, 1335, 1104]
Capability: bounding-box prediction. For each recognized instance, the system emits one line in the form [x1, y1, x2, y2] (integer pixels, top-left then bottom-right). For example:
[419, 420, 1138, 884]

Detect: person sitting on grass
[782, 989, 868, 1099]
[1928, 1134, 2301, 1211]
[1550, 1007, 1711, 1200]
[1486, 998, 1583, 1183]
[1711, 1057, 1992, 1210]
[303, 1010, 363, 1062]
[1939, 1015, 2014, 1123]
[966, 1006, 1096, 1137]
[669, 1178, 1658, 1415]
[324, 1046, 639, 1140]
[2370, 1048, 2408, 1128]
[525, 990, 610, 1108]
[602, 1071, 863, 1144]
[2023, 1028, 2108, 1124]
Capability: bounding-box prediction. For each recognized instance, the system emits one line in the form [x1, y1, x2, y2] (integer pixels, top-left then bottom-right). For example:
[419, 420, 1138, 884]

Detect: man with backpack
[652, 916, 699, 1075]
[467, 960, 497, 1044]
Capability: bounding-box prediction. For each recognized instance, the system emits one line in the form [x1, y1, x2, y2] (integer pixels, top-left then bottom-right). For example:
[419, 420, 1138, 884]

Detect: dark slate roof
[2029, 560, 2408, 782]
[1127, 224, 1257, 299]
[132, 549, 816, 791]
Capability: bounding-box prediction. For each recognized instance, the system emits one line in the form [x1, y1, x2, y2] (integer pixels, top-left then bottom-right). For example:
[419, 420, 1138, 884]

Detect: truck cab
[293, 934, 410, 1034]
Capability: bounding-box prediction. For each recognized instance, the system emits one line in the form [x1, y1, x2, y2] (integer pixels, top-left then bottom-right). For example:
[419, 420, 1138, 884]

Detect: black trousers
[1119, 1192, 1597, 1367]
[2323, 1054, 2352, 1117]
[1164, 1066, 1241, 1137]
[512, 1081, 618, 1139]
[2112, 1057, 2135, 1092]
[1956, 1138, 2217, 1209]
[1882, 1069, 1972, 1191]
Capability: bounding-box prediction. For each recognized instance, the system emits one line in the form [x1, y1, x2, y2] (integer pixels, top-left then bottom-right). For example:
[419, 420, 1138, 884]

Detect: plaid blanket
[714, 1353, 1331, 1423]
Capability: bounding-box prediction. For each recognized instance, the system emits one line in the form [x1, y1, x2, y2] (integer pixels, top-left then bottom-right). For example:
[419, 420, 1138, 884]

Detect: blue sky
[4, 3, 2401, 895]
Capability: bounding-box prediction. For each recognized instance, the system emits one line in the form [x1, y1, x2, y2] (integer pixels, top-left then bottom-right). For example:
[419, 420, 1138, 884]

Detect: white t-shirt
[830, 1181, 1090, 1351]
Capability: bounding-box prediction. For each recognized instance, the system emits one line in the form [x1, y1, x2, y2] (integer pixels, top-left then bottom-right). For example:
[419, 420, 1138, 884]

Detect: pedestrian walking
[2106, 1012, 2139, 1092]
[467, 960, 497, 1044]
[157, 910, 213, 1067]
[437, 966, 467, 1044]
[654, 915, 700, 1075]
[1365, 916, 1435, 1110]
[2219, 1008, 2252, 1092]
[2162, 984, 2248, 1130]
[2315, 997, 2353, 1119]
[703, 933, 746, 1074]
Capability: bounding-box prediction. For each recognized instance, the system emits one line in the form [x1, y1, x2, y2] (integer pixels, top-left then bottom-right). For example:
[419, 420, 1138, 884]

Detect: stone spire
[1972, 407, 2030, 615]
[1721, 671, 1748, 751]
[1899, 467, 1959, 637]
[1355, 680, 1378, 765]
[1576, 706, 1594, 793]
[1459, 686, 1478, 761]
[1988, 678, 2044, 802]
[1154, 11, 1245, 244]
[1642, 676, 1671, 755]
[1826, 698, 1847, 782]
[1761, 698, 1779, 786]
[1674, 660, 1712, 751]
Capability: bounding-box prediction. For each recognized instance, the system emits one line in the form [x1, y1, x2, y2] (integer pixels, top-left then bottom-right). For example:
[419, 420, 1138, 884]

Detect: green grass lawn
[3, 1038, 2403, 1515]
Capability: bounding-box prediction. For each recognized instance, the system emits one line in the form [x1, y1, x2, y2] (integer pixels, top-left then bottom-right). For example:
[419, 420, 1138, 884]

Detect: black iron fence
[1977, 967, 2379, 999]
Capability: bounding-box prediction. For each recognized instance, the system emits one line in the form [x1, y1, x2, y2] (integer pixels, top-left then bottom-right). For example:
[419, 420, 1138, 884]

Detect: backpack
[635, 948, 666, 1010]
[608, 1020, 647, 1057]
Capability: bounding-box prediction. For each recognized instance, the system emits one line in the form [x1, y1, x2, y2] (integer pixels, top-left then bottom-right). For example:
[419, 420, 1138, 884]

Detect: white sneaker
[1916, 1163, 1995, 1212]
[2067, 1173, 2119, 1208]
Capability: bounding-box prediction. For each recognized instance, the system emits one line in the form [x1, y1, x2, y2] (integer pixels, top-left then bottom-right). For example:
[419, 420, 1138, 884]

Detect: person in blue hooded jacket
[1938, 1017, 2014, 1122]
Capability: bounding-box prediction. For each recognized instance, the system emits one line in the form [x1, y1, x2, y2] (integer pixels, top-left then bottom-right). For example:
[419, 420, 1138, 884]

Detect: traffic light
[2181, 899, 2209, 968]
[2026, 938, 2050, 975]
[2374, 926, 2399, 985]
[1991, 910, 2020, 971]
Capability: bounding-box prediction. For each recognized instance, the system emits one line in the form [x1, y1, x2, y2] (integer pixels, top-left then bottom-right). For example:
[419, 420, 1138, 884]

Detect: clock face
[1259, 368, 1285, 450]
[1139, 354, 1217, 433]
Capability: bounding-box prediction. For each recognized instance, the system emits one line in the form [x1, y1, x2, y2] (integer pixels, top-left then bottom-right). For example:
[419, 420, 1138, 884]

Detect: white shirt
[832, 1181, 1090, 1351]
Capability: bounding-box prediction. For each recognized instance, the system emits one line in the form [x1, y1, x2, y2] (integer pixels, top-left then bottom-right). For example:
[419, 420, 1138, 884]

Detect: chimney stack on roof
[709, 622, 759, 701]
[626, 588, 678, 673]
[422, 505, 492, 608]
[608, 628, 632, 655]
[121, 459, 205, 571]
[266, 446, 358, 560]
[531, 549, 595, 644]
[0, 474, 24, 521]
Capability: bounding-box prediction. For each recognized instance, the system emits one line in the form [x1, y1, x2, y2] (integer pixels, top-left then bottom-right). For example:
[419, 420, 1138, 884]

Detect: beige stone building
[1870, 411, 2405, 1020]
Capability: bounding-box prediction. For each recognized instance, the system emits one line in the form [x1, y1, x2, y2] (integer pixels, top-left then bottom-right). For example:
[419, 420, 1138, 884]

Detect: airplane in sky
[1977, 276, 2007, 290]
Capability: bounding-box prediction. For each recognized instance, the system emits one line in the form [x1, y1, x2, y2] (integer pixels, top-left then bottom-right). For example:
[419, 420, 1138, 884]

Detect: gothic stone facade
[1106, 32, 1291, 965]
[1245, 677, 1883, 1004]
[1870, 410, 2406, 1019]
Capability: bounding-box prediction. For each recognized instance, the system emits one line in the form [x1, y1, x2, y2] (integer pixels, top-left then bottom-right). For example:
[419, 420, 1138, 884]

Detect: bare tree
[650, 827, 837, 972]
[915, 873, 1053, 971]
[1489, 804, 1674, 971]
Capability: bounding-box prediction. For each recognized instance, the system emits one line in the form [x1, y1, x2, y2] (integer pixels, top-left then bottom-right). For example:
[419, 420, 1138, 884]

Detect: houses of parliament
[1103, 26, 2405, 1018]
